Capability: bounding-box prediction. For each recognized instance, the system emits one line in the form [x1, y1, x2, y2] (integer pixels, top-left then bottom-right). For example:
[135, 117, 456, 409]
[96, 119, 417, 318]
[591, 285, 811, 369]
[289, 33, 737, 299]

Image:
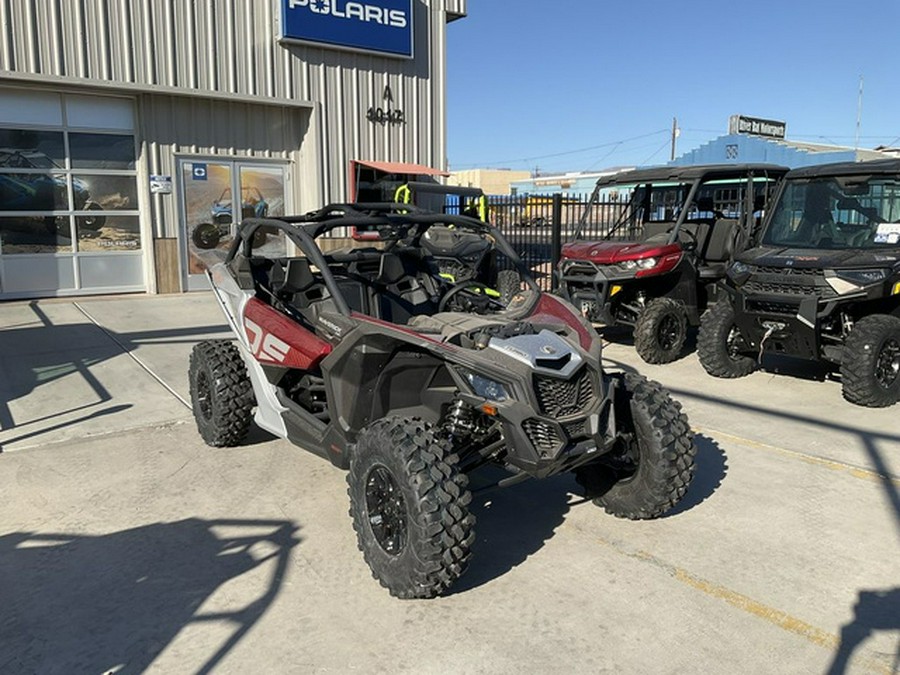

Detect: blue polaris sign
[281, 0, 413, 58]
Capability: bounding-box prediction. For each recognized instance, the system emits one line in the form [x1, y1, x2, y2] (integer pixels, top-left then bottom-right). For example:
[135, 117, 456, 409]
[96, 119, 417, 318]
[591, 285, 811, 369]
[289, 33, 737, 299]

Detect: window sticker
[875, 223, 900, 236]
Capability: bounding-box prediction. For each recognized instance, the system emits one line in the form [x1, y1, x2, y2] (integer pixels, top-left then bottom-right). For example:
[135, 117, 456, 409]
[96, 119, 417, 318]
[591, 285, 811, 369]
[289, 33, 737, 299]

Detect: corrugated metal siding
[140, 93, 312, 239]
[0, 0, 463, 201]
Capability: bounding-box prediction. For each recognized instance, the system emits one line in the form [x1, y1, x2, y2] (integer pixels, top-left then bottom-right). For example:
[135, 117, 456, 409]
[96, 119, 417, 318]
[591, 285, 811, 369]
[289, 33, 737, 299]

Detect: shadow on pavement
[827, 588, 900, 675]
[0, 301, 228, 450]
[0, 518, 300, 674]
[665, 433, 728, 517]
[639, 381, 900, 673]
[451, 471, 572, 594]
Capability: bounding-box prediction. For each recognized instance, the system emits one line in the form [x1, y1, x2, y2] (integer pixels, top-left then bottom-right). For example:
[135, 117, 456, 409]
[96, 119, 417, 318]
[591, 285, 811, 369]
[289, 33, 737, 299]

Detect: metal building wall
[139, 94, 314, 239]
[0, 0, 466, 206]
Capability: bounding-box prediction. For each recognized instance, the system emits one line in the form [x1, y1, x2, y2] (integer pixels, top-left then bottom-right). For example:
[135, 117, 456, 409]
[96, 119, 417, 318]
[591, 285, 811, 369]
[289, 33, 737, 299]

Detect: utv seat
[697, 219, 740, 280]
[641, 222, 672, 241]
[374, 252, 437, 324]
[271, 257, 338, 324]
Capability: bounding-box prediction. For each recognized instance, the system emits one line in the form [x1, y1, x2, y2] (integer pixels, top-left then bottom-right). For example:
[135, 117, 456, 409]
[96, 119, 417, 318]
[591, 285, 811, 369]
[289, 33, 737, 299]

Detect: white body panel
[207, 266, 289, 440]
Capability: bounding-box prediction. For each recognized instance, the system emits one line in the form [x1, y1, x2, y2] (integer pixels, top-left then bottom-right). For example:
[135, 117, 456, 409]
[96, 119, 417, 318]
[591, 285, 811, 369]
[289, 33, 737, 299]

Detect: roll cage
[573, 164, 788, 246]
[223, 202, 540, 319]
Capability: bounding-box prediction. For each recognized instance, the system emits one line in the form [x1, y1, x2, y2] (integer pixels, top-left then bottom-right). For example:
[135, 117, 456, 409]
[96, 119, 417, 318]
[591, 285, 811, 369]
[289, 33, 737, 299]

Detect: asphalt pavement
[0, 293, 897, 674]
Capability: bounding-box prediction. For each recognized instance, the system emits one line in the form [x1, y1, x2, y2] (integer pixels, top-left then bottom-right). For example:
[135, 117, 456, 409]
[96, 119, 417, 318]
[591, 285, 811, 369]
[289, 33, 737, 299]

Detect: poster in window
[182, 162, 234, 274]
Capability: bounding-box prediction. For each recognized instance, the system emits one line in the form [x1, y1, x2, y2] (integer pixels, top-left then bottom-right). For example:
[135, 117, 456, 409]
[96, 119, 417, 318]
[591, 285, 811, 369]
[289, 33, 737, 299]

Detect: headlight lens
[462, 370, 509, 402]
[727, 261, 752, 285]
[730, 261, 750, 276]
[835, 268, 890, 285]
[619, 257, 657, 271]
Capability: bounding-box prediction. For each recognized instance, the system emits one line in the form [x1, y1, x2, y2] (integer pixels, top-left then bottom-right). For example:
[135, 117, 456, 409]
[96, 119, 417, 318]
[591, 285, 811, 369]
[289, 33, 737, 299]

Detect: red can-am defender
[190, 203, 696, 598]
[557, 164, 787, 363]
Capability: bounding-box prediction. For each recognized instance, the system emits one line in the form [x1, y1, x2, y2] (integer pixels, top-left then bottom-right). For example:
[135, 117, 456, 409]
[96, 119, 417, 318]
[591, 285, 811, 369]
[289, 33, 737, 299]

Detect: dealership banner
[280, 0, 414, 58]
[728, 115, 787, 139]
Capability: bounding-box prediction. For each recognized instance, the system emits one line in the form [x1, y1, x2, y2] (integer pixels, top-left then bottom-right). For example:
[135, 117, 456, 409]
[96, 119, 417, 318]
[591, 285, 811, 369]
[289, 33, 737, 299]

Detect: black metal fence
[448, 194, 631, 291]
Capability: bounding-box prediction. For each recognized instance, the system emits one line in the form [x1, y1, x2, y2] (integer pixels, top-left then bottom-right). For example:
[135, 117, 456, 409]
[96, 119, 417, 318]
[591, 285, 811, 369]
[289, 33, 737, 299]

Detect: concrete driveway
[0, 295, 897, 674]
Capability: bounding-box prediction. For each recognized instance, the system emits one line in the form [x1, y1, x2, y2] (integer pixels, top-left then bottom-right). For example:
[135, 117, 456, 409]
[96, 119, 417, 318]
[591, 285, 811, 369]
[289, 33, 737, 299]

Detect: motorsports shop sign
[280, 0, 413, 58]
[728, 115, 787, 139]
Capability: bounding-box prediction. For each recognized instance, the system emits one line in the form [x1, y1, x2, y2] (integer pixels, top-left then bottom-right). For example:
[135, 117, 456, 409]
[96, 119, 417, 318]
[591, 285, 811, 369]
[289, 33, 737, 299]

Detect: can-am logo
[287, 0, 407, 28]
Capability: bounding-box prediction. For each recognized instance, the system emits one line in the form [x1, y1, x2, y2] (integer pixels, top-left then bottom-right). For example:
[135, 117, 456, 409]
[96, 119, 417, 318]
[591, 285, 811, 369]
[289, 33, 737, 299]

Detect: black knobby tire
[633, 297, 688, 364]
[840, 314, 900, 407]
[496, 269, 521, 304]
[697, 300, 757, 378]
[189, 340, 255, 446]
[192, 223, 221, 249]
[76, 203, 106, 231]
[347, 417, 475, 599]
[575, 373, 695, 520]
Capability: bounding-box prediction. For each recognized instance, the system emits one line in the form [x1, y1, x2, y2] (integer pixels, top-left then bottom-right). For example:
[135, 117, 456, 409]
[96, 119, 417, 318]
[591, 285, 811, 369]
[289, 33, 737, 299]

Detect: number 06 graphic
[245, 318, 291, 363]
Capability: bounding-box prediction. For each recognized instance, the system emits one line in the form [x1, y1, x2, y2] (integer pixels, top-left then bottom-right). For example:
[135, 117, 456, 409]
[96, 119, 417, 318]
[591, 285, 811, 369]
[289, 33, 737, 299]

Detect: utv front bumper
[557, 260, 626, 325]
[730, 291, 824, 360]
[458, 366, 618, 479]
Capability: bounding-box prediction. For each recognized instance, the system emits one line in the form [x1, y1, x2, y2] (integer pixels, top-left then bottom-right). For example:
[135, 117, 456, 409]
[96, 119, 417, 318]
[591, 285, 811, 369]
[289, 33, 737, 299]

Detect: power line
[452, 129, 669, 169]
[636, 138, 673, 167]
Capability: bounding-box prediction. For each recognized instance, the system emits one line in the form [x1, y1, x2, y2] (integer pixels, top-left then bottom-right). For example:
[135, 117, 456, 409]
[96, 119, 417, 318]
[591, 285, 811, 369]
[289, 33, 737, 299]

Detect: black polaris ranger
[698, 159, 900, 407]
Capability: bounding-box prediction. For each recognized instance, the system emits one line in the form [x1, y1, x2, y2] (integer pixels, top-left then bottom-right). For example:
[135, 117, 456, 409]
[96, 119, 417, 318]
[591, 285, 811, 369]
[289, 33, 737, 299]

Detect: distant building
[671, 133, 892, 168]
[509, 167, 633, 198]
[447, 168, 531, 195]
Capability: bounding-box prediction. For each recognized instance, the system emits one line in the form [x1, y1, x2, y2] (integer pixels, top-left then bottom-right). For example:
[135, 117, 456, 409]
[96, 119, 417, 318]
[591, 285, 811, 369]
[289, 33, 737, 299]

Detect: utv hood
[739, 246, 900, 270]
[561, 240, 681, 264]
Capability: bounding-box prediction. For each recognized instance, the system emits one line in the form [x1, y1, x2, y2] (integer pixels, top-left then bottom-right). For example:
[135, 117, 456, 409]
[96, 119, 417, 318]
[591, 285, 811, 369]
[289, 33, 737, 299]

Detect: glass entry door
[179, 159, 288, 291]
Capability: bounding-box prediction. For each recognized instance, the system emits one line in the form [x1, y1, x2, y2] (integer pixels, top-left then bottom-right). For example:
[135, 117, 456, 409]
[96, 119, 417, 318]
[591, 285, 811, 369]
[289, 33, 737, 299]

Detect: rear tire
[189, 340, 254, 446]
[697, 301, 757, 378]
[347, 417, 475, 599]
[840, 314, 900, 407]
[575, 373, 695, 519]
[634, 297, 688, 364]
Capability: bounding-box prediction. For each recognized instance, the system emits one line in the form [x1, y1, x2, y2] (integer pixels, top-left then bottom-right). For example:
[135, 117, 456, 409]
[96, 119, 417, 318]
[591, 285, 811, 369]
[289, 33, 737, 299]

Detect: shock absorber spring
[444, 399, 476, 437]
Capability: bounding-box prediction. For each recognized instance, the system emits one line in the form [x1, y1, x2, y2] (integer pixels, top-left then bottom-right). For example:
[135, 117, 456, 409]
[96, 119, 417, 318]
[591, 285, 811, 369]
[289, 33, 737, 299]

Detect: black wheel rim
[602, 427, 641, 483]
[875, 337, 900, 389]
[195, 370, 213, 421]
[657, 314, 681, 352]
[365, 465, 407, 555]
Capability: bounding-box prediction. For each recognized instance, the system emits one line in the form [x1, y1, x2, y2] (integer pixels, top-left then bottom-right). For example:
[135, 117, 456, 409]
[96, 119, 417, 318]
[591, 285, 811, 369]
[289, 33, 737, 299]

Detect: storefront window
[0, 90, 143, 297]
[0, 172, 69, 210]
[0, 216, 73, 254]
[0, 128, 139, 256]
[0, 129, 66, 167]
[76, 214, 141, 251]
[68, 133, 136, 169]
[72, 174, 138, 210]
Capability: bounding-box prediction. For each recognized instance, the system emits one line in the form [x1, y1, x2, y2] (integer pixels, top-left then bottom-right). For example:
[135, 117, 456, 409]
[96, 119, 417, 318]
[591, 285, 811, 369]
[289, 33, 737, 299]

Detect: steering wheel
[438, 280, 507, 314]
[667, 226, 698, 249]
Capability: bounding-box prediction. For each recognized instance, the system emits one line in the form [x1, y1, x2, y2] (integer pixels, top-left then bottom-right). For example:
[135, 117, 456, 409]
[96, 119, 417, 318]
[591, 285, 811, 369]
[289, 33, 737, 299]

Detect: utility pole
[670, 117, 680, 161]
[855, 75, 864, 150]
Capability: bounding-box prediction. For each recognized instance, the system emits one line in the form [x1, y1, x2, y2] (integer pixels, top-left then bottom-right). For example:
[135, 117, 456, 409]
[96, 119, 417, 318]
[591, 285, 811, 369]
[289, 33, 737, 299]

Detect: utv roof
[595, 163, 789, 187]
[784, 158, 900, 179]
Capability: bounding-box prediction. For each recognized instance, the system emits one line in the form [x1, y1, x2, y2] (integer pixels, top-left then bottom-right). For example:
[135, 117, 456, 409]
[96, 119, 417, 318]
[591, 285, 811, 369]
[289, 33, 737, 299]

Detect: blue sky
[445, 0, 900, 174]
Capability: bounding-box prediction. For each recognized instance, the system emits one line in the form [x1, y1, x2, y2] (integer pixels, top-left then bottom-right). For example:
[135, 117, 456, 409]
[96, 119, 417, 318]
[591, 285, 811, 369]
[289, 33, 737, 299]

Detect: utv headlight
[618, 257, 657, 271]
[835, 268, 890, 285]
[462, 370, 510, 402]
[727, 261, 752, 285]
[826, 268, 890, 295]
